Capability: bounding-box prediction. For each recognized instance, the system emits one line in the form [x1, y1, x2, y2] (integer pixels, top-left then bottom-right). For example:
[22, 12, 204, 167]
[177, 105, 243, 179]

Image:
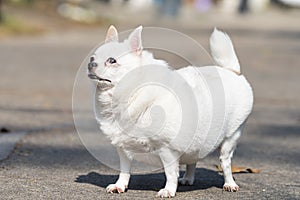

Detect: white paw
[223, 183, 239, 192]
[178, 177, 194, 186]
[106, 184, 126, 193]
[156, 188, 175, 198]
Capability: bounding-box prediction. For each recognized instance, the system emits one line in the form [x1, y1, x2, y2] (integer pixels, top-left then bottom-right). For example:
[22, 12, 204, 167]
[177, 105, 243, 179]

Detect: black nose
[88, 61, 98, 71]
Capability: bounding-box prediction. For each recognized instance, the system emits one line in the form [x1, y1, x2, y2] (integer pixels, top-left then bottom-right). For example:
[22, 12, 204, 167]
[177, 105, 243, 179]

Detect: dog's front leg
[157, 149, 180, 198]
[106, 148, 132, 193]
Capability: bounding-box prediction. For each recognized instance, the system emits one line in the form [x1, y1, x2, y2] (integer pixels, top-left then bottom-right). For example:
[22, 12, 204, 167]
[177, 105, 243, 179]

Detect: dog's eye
[106, 57, 117, 64]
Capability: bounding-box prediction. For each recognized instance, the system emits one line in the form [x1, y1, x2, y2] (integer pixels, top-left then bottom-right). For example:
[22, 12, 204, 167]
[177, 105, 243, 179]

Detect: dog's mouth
[88, 72, 111, 83]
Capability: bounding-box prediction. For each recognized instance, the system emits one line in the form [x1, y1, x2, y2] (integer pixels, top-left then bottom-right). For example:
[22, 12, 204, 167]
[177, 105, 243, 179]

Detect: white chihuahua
[87, 26, 253, 198]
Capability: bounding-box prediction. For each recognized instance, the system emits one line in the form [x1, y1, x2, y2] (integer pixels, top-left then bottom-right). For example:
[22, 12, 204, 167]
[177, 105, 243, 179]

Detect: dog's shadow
[75, 168, 223, 192]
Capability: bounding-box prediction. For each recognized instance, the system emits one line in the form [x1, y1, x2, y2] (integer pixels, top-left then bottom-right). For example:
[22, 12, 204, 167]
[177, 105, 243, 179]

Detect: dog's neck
[94, 86, 121, 136]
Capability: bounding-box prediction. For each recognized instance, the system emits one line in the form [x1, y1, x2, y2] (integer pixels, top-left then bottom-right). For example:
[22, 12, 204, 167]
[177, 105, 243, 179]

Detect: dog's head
[88, 25, 144, 87]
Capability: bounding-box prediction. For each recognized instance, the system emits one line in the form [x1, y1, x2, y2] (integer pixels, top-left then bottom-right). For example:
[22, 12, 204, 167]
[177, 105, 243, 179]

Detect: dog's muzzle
[87, 58, 111, 83]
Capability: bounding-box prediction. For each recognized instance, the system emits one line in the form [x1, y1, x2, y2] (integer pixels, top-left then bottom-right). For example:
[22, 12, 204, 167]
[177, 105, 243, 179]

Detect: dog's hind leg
[178, 163, 196, 185]
[219, 125, 244, 192]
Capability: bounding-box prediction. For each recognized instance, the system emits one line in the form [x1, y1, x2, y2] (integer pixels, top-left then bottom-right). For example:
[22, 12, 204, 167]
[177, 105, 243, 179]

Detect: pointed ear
[105, 25, 118, 43]
[128, 26, 143, 55]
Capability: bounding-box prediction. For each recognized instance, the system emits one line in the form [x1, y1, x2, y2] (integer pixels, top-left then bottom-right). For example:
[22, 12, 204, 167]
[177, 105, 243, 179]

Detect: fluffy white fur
[88, 26, 253, 197]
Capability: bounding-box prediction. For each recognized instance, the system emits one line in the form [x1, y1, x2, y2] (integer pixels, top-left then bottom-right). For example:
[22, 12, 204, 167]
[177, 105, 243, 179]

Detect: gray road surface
[0, 11, 300, 199]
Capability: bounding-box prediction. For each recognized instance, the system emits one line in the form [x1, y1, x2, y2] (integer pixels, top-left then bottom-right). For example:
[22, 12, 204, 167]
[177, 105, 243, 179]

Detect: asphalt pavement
[0, 10, 299, 199]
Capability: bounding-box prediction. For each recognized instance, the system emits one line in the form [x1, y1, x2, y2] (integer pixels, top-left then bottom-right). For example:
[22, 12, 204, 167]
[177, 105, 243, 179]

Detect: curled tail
[209, 28, 241, 75]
